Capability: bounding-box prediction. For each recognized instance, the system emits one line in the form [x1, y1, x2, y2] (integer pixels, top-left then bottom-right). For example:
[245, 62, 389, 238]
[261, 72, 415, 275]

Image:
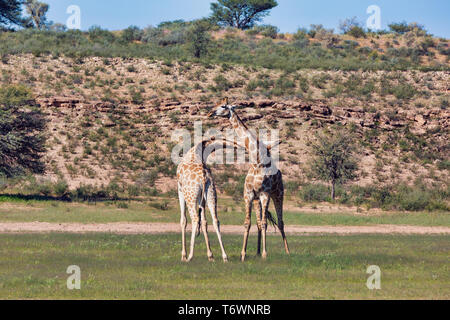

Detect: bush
[88, 26, 115, 43]
[213, 75, 232, 92]
[395, 186, 448, 211]
[0, 85, 33, 107]
[347, 26, 366, 38]
[149, 200, 169, 211]
[285, 180, 301, 195]
[393, 84, 417, 100]
[389, 22, 427, 36]
[117, 202, 129, 209]
[293, 28, 308, 40]
[53, 180, 69, 197]
[298, 183, 330, 202]
[120, 26, 143, 43]
[388, 22, 411, 34]
[253, 25, 279, 39]
[223, 176, 245, 202]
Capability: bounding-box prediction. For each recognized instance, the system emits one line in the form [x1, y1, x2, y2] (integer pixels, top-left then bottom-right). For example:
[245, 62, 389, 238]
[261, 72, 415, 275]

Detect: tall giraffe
[177, 137, 240, 262]
[209, 98, 290, 261]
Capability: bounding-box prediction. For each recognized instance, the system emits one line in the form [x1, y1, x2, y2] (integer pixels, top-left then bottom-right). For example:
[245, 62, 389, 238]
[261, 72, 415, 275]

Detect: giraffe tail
[266, 210, 279, 231]
[196, 183, 207, 237]
[196, 207, 202, 237]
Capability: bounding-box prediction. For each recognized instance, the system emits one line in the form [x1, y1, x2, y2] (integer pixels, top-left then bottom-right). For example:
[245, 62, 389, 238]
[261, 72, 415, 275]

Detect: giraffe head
[208, 97, 240, 119]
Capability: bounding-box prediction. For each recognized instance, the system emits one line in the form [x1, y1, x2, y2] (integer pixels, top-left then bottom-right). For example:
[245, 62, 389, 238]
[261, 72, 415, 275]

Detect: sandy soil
[0, 222, 448, 235]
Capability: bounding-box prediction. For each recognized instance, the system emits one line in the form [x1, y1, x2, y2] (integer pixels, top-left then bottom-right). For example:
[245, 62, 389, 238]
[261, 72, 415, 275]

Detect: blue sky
[44, 0, 449, 38]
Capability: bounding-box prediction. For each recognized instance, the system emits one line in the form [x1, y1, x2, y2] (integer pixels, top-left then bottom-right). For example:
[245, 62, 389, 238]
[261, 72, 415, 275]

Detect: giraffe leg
[254, 199, 263, 256]
[200, 199, 214, 262]
[186, 200, 199, 263]
[178, 188, 187, 262]
[273, 193, 290, 255]
[241, 191, 254, 262]
[207, 183, 228, 262]
[260, 193, 271, 260]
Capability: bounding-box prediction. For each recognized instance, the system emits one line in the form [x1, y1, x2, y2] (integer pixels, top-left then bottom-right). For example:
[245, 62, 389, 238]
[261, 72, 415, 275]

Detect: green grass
[0, 233, 448, 299]
[0, 200, 449, 226]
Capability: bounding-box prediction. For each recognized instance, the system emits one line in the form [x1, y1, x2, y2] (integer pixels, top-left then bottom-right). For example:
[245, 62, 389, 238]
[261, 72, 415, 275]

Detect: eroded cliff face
[1, 54, 447, 192]
[34, 96, 449, 191]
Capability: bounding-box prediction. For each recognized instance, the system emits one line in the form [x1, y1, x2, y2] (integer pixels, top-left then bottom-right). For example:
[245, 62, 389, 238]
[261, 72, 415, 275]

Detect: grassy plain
[0, 198, 449, 226]
[0, 233, 448, 299]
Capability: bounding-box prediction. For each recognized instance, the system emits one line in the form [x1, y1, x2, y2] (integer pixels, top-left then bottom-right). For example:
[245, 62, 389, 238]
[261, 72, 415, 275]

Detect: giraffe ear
[266, 141, 282, 150]
[216, 97, 228, 107]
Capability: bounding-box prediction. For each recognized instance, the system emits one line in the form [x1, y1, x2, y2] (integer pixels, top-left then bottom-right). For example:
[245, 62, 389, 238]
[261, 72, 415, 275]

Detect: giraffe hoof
[262, 253, 267, 260]
[241, 255, 246, 262]
[181, 256, 187, 262]
[208, 257, 215, 262]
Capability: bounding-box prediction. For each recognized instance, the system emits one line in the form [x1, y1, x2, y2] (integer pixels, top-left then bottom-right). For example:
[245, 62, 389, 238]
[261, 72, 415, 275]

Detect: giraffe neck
[187, 140, 239, 165]
[229, 110, 268, 166]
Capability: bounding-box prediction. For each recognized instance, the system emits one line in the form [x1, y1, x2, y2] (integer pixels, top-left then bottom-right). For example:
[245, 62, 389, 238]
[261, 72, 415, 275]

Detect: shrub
[293, 28, 308, 40]
[53, 180, 69, 197]
[253, 25, 279, 39]
[129, 89, 144, 104]
[298, 183, 330, 202]
[88, 26, 115, 43]
[149, 200, 169, 211]
[120, 26, 143, 43]
[213, 75, 232, 92]
[117, 202, 129, 209]
[393, 84, 417, 100]
[347, 26, 366, 38]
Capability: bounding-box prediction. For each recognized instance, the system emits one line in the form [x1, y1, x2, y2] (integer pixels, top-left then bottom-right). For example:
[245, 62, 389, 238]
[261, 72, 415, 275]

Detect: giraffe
[176, 137, 240, 263]
[209, 98, 290, 261]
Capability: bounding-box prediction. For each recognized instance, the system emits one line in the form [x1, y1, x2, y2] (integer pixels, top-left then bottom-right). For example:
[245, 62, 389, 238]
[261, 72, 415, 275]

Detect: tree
[339, 17, 360, 33]
[210, 0, 278, 30]
[120, 25, 143, 43]
[339, 17, 366, 38]
[0, 85, 47, 178]
[24, 0, 49, 30]
[388, 21, 427, 36]
[308, 127, 358, 200]
[187, 19, 212, 58]
[0, 0, 26, 28]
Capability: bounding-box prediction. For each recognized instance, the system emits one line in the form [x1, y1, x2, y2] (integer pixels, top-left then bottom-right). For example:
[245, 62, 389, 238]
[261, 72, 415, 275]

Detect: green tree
[210, 0, 278, 30]
[0, 0, 26, 28]
[388, 21, 427, 36]
[120, 25, 143, 43]
[0, 85, 47, 178]
[308, 127, 358, 200]
[187, 19, 212, 58]
[24, 0, 49, 30]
